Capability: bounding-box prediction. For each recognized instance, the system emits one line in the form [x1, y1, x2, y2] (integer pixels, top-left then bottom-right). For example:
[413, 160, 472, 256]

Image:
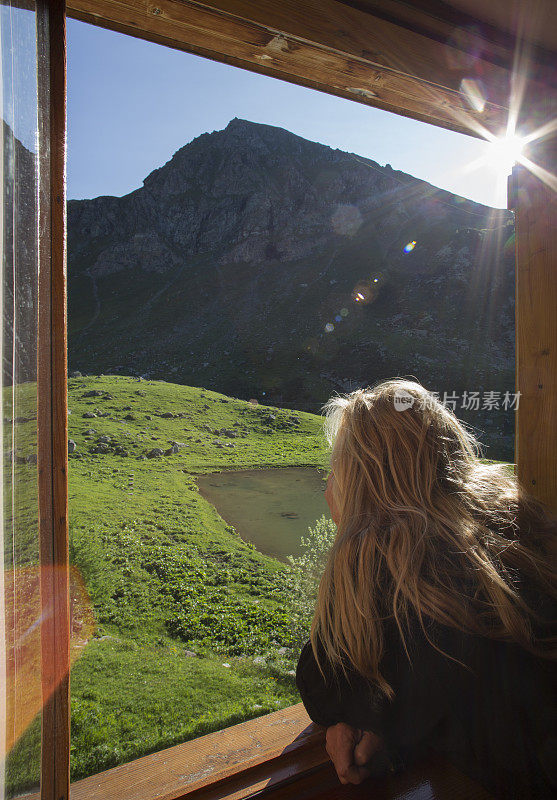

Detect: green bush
[287, 514, 337, 651]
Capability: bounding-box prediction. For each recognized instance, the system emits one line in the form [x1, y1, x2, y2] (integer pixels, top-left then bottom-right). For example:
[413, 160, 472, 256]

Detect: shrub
[287, 515, 336, 652]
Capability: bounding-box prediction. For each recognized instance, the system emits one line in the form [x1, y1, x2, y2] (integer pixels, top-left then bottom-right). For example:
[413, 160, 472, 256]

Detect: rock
[147, 448, 164, 458]
[97, 435, 111, 444]
[27, 453, 38, 465]
[70, 370, 82, 378]
[277, 647, 288, 655]
[145, 415, 152, 420]
[122, 405, 132, 410]
[85, 428, 97, 435]
[82, 412, 97, 418]
[253, 656, 266, 666]
[114, 446, 129, 456]
[68, 439, 77, 453]
[184, 650, 197, 658]
[82, 390, 104, 397]
[160, 412, 174, 419]
[124, 414, 136, 421]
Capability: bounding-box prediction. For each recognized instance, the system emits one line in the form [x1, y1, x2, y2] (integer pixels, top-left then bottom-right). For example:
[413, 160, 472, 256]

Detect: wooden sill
[23, 704, 326, 800]
[21, 702, 497, 800]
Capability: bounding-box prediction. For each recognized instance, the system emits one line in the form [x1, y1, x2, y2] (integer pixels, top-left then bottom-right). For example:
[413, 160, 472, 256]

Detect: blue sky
[68, 18, 509, 208]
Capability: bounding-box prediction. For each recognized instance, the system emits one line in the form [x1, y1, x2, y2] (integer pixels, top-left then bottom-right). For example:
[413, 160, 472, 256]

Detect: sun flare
[486, 134, 525, 175]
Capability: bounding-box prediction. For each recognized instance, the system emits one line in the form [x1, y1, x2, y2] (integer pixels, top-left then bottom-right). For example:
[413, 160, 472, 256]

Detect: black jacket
[296, 614, 556, 799]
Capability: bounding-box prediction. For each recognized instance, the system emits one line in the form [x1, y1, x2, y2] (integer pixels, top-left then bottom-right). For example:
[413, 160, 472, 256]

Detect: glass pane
[1, 1, 41, 796]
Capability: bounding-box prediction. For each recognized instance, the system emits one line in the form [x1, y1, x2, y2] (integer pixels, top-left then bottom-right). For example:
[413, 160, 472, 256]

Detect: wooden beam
[66, 0, 525, 139]
[339, 1, 557, 73]
[37, 1, 70, 798]
[510, 142, 557, 515]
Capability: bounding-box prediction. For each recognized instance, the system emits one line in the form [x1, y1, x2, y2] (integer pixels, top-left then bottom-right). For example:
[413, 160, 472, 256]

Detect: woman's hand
[325, 722, 382, 785]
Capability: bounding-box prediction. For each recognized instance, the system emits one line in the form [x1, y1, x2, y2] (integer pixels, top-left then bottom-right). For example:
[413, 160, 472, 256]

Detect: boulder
[68, 439, 77, 453]
[147, 448, 164, 458]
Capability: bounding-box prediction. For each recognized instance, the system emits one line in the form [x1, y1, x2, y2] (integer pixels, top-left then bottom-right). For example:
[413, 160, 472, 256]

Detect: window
[63, 18, 517, 788]
[1, 2, 554, 798]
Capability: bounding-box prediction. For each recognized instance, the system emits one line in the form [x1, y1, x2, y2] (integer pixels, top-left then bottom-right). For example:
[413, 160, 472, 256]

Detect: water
[197, 466, 331, 561]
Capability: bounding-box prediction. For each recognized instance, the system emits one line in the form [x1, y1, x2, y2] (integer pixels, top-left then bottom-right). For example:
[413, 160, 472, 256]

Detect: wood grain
[37, 0, 70, 798]
[511, 148, 557, 515]
[20, 704, 326, 800]
[65, 0, 521, 138]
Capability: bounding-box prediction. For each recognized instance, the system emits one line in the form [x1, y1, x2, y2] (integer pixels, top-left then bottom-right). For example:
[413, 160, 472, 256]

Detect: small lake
[197, 467, 331, 561]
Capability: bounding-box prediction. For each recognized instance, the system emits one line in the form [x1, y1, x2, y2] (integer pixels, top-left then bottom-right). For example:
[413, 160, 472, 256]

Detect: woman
[296, 379, 556, 799]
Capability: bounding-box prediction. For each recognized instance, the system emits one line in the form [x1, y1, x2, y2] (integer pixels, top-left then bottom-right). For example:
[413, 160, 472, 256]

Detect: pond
[197, 466, 331, 561]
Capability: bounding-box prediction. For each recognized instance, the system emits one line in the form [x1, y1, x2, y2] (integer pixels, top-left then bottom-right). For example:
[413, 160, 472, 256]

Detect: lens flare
[486, 134, 525, 175]
[331, 204, 363, 236]
[403, 241, 417, 253]
[460, 78, 486, 113]
[334, 315, 342, 323]
[340, 308, 349, 317]
[325, 322, 334, 333]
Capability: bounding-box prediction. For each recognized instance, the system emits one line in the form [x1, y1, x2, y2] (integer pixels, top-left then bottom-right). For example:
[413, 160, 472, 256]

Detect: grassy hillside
[7, 375, 330, 791]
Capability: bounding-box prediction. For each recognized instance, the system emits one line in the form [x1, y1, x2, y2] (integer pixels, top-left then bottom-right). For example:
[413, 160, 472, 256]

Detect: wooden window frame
[32, 2, 556, 799]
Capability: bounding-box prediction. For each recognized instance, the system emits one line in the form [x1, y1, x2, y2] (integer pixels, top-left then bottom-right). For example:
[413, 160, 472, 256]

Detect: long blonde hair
[312, 379, 557, 698]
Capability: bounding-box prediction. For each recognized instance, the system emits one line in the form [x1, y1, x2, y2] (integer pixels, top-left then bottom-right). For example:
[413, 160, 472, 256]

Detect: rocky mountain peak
[67, 121, 515, 459]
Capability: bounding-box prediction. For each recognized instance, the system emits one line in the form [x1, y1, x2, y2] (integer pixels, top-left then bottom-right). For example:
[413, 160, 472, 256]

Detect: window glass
[1, 1, 41, 795]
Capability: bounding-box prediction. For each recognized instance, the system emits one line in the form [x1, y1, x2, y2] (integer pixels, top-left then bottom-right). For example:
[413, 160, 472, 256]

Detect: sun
[486, 134, 525, 175]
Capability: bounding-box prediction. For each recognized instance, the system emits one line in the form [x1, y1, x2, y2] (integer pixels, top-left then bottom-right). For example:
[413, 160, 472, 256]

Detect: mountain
[3, 121, 38, 386]
[67, 119, 515, 459]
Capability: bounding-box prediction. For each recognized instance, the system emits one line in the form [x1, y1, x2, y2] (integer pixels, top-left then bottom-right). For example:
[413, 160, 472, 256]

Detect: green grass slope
[19, 375, 327, 788]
